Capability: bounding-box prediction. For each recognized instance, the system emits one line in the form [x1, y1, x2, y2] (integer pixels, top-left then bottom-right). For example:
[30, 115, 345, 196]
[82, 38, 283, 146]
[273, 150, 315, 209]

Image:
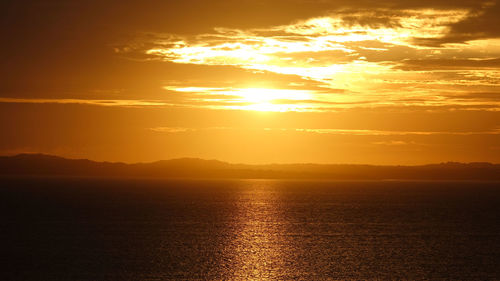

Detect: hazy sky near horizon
[1, 0, 500, 164]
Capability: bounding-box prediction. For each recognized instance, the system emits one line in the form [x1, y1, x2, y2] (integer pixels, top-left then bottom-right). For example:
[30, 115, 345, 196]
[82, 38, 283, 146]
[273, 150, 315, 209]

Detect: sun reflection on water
[227, 181, 288, 280]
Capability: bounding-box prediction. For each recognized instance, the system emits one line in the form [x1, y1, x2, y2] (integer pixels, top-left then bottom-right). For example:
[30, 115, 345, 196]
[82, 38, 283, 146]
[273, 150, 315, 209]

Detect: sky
[1, 0, 499, 164]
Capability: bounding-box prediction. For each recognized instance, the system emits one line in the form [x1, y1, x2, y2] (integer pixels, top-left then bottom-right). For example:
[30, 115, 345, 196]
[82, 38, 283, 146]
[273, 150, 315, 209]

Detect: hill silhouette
[0, 154, 499, 180]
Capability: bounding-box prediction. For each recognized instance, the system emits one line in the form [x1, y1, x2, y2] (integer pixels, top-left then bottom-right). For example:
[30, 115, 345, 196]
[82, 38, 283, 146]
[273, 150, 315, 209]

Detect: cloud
[395, 58, 500, 71]
[4, 0, 499, 112]
[149, 126, 500, 136]
[372, 140, 411, 145]
[149, 127, 194, 133]
[131, 6, 500, 112]
[162, 83, 500, 112]
[435, 2, 500, 44]
[0, 98, 174, 107]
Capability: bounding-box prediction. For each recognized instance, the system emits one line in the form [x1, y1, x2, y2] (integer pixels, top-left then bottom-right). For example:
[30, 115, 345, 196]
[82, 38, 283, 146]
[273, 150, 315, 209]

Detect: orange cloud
[137, 8, 500, 112]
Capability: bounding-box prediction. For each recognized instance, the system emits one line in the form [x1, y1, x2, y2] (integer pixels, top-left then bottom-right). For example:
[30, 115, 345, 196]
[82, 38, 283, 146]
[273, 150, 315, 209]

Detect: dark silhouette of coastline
[1, 153, 499, 180]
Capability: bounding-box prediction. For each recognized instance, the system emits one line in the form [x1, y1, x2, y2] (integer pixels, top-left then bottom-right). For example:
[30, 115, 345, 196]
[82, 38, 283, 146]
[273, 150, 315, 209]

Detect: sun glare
[167, 86, 315, 112]
[228, 88, 314, 112]
[235, 88, 310, 103]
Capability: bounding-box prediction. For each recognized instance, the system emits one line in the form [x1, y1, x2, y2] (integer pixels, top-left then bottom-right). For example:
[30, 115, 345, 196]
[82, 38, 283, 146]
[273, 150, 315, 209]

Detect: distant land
[1, 154, 499, 181]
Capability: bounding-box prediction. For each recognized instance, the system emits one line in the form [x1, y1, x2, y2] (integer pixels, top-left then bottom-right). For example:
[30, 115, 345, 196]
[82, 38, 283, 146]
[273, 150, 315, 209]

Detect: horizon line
[2, 153, 499, 167]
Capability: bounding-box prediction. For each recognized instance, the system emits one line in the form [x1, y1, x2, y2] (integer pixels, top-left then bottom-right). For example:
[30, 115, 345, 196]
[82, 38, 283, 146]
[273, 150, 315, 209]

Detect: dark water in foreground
[1, 178, 499, 280]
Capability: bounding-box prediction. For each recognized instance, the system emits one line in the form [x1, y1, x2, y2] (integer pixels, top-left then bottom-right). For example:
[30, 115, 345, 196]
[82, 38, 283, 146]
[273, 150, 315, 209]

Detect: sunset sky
[1, 0, 499, 164]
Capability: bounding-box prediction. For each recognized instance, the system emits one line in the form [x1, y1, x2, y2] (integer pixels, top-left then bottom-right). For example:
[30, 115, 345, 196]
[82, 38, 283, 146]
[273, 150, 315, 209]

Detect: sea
[1, 177, 499, 280]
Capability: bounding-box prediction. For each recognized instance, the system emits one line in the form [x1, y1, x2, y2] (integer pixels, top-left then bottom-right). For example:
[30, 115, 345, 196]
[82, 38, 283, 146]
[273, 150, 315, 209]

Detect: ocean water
[0, 177, 499, 280]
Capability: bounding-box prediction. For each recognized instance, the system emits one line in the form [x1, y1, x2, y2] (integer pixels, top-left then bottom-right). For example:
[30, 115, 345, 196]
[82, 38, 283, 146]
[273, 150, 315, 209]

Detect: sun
[165, 86, 317, 112]
[232, 88, 313, 112]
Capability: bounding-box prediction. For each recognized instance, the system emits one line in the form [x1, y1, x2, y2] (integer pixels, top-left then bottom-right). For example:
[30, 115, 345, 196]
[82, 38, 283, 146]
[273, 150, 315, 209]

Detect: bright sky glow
[3, 0, 500, 164]
[145, 9, 500, 112]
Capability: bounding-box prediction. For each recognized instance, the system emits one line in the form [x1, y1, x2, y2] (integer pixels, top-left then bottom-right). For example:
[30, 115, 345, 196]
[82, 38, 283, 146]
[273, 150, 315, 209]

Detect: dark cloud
[443, 92, 500, 102]
[441, 2, 500, 44]
[395, 58, 500, 71]
[336, 9, 406, 29]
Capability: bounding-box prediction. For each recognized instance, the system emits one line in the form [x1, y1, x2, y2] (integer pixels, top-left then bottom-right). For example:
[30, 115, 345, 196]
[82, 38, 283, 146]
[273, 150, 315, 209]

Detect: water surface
[1, 177, 499, 280]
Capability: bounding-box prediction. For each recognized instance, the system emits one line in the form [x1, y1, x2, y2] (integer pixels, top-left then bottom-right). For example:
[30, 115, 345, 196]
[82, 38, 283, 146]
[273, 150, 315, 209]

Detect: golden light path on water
[227, 181, 290, 280]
